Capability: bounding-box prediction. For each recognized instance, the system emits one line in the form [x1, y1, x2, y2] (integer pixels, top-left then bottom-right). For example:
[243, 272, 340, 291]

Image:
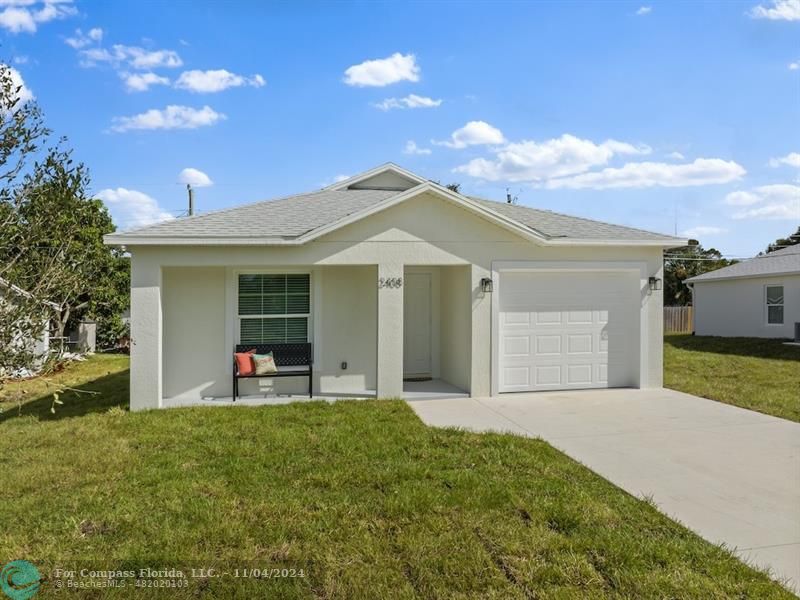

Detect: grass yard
[1, 355, 792, 598]
[665, 335, 800, 423]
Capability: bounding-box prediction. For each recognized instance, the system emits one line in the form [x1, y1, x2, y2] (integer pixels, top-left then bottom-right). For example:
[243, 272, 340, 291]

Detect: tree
[764, 226, 800, 254]
[0, 62, 129, 382]
[7, 157, 128, 340]
[663, 243, 734, 306]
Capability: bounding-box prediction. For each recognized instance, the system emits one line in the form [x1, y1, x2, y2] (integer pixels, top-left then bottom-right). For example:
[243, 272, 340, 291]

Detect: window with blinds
[238, 274, 310, 344]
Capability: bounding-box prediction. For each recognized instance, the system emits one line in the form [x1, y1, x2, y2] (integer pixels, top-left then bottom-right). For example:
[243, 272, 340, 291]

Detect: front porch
[142, 263, 477, 410]
[163, 378, 469, 408]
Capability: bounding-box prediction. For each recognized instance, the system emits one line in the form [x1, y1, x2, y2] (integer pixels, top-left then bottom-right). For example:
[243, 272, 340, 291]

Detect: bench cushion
[234, 350, 256, 375]
[253, 353, 278, 375]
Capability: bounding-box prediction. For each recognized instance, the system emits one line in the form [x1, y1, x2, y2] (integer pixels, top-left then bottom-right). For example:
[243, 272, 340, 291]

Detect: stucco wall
[127, 191, 667, 409]
[440, 265, 471, 391]
[693, 275, 800, 338]
[162, 267, 229, 398]
[317, 266, 377, 394]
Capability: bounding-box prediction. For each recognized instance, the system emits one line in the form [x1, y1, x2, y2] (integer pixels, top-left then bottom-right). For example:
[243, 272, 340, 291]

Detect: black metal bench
[233, 343, 313, 401]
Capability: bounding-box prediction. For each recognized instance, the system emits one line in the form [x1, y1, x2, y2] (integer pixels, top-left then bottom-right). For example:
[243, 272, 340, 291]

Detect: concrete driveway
[408, 388, 800, 591]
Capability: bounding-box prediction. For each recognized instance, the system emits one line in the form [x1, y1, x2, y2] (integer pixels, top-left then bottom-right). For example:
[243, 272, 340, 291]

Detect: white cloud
[403, 140, 431, 155]
[789, 61, 799, 70]
[79, 44, 183, 70]
[434, 121, 506, 149]
[769, 152, 800, 168]
[121, 71, 170, 92]
[110, 105, 226, 132]
[682, 226, 726, 238]
[545, 158, 746, 189]
[321, 174, 350, 187]
[749, 0, 800, 20]
[636, 6, 652, 15]
[12, 55, 28, 64]
[724, 190, 762, 206]
[454, 133, 651, 181]
[178, 167, 213, 187]
[725, 184, 800, 220]
[65, 26, 103, 49]
[667, 151, 685, 160]
[373, 94, 442, 111]
[96, 187, 174, 230]
[174, 69, 265, 93]
[0, 0, 75, 34]
[343, 52, 420, 87]
[4, 66, 35, 104]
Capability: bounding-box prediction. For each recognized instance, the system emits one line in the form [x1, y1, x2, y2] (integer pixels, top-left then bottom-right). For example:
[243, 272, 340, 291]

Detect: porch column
[376, 262, 404, 398]
[130, 254, 162, 411]
[470, 264, 492, 397]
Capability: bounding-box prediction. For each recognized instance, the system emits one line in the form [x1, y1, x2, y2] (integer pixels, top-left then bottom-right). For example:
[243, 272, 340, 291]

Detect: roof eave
[547, 237, 688, 248]
[104, 234, 303, 246]
[687, 269, 800, 284]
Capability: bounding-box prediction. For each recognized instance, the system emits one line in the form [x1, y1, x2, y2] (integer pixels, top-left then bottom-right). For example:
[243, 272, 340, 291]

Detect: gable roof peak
[324, 163, 428, 192]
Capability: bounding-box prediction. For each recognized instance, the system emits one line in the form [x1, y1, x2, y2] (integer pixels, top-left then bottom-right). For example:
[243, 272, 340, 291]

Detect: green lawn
[0, 355, 792, 598]
[665, 335, 800, 423]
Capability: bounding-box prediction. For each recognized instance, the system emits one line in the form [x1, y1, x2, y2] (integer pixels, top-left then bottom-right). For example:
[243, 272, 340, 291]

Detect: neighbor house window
[766, 285, 784, 325]
[238, 274, 310, 343]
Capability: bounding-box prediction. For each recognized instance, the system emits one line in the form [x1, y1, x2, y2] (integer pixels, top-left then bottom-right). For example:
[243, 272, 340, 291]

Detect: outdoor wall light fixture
[480, 277, 494, 293]
[648, 276, 662, 291]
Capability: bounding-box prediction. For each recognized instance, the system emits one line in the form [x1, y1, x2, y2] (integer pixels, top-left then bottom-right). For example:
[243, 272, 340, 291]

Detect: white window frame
[235, 270, 313, 344]
[765, 284, 784, 326]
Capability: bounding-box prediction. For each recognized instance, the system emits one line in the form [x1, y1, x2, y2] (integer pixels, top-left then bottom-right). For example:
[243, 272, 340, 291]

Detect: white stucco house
[686, 245, 800, 339]
[105, 164, 686, 411]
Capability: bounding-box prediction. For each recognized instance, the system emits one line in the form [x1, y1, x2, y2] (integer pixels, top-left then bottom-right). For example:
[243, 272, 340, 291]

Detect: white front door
[498, 270, 639, 392]
[404, 272, 432, 377]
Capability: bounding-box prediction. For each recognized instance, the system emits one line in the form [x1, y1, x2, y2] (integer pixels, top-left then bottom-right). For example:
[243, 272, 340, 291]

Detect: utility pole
[187, 184, 194, 216]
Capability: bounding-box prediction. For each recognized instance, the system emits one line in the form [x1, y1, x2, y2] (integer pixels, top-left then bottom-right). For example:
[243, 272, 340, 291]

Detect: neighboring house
[0, 276, 57, 368]
[105, 163, 686, 411]
[686, 245, 800, 339]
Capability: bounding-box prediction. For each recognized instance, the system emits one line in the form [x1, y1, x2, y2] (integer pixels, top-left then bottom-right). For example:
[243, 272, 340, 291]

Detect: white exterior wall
[162, 267, 228, 398]
[440, 265, 471, 391]
[317, 266, 377, 394]
[128, 192, 666, 410]
[692, 274, 800, 338]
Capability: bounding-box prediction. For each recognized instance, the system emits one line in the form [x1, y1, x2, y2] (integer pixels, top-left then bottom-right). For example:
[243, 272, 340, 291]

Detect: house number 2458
[379, 277, 403, 289]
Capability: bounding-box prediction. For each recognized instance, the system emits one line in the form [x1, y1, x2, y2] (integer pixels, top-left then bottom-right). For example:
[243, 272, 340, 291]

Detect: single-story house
[686, 244, 800, 339]
[105, 163, 686, 411]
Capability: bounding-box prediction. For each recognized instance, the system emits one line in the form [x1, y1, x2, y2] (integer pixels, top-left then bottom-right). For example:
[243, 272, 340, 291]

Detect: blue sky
[3, 0, 799, 256]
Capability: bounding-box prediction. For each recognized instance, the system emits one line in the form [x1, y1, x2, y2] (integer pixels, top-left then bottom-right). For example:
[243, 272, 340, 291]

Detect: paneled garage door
[498, 270, 640, 392]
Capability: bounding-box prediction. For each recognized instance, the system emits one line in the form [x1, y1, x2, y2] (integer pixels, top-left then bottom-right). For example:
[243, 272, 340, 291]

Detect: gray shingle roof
[469, 197, 679, 242]
[116, 189, 399, 238]
[686, 245, 800, 282]
[106, 180, 682, 245]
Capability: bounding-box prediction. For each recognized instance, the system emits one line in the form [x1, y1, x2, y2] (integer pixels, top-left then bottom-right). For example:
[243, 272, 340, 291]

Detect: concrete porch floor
[162, 378, 467, 408]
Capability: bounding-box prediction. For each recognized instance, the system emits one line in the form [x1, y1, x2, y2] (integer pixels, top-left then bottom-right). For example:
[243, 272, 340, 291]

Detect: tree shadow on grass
[665, 335, 800, 362]
[0, 369, 130, 424]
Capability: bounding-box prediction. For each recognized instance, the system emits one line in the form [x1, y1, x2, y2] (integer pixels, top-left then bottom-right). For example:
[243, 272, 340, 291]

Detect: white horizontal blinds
[238, 274, 310, 343]
[766, 285, 784, 324]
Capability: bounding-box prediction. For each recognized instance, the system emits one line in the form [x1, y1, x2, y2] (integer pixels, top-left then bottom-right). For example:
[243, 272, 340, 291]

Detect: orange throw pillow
[235, 349, 256, 375]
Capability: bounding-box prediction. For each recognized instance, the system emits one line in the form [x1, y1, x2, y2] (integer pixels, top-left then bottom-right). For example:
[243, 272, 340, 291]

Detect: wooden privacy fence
[664, 306, 694, 334]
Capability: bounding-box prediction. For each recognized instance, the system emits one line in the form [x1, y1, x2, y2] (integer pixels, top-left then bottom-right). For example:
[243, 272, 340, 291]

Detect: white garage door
[498, 270, 640, 393]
